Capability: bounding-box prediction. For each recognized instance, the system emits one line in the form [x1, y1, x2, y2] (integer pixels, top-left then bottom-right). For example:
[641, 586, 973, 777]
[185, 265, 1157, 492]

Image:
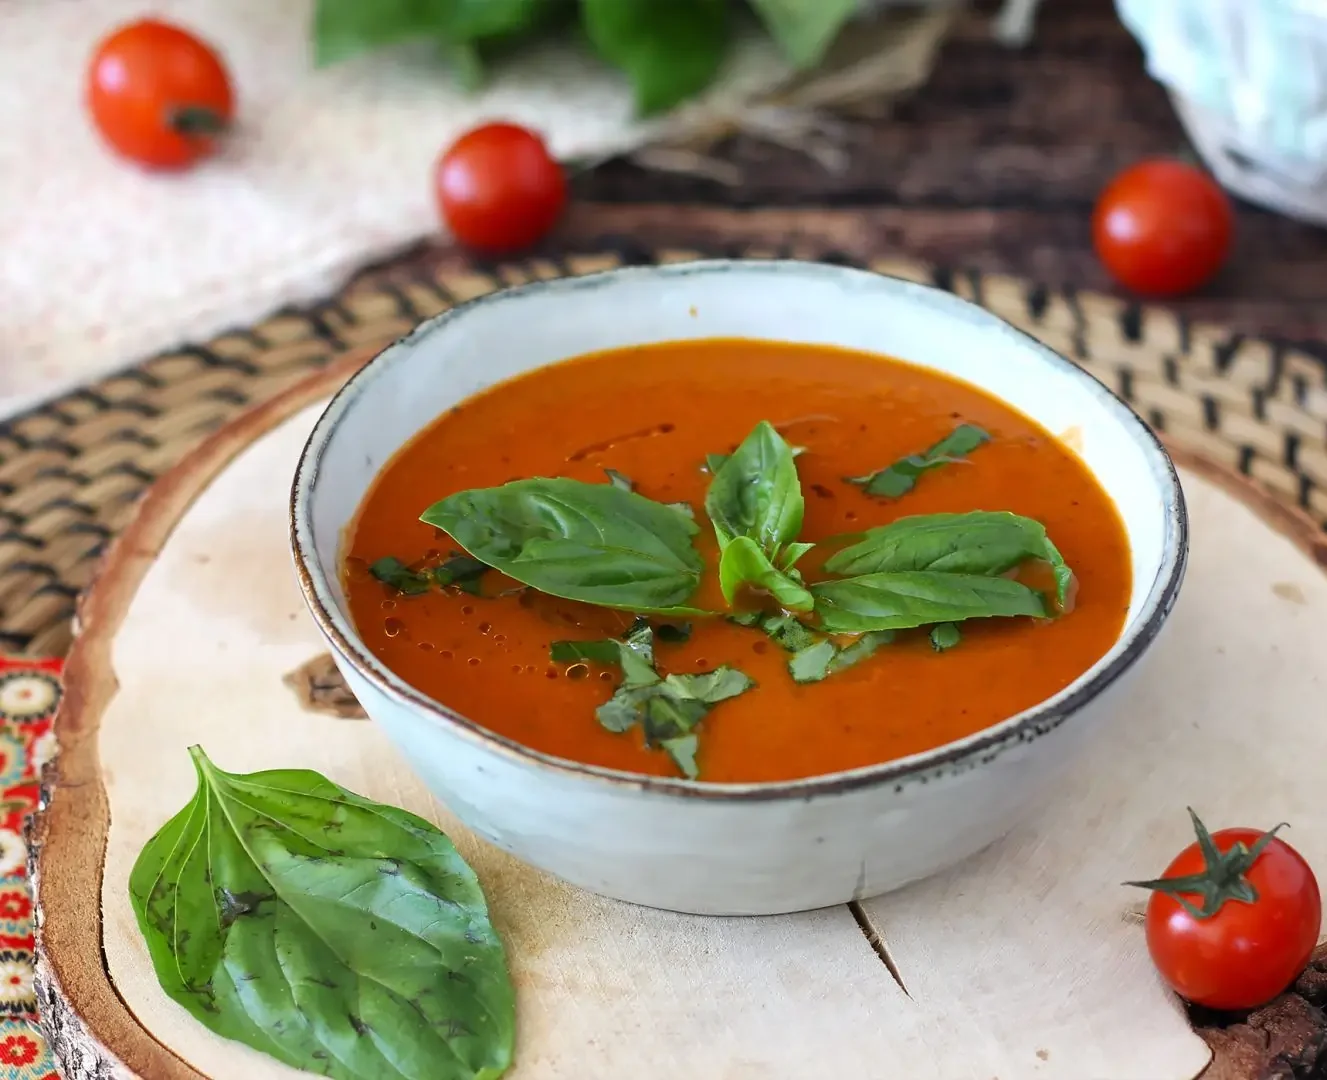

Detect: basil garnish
[129, 746, 515, 1080]
[811, 571, 1047, 634]
[370, 555, 431, 595]
[930, 623, 962, 651]
[705, 421, 813, 608]
[421, 478, 706, 614]
[848, 423, 990, 499]
[825, 510, 1074, 608]
[718, 536, 814, 612]
[604, 467, 634, 492]
[433, 553, 490, 596]
[788, 630, 894, 684]
[550, 622, 754, 778]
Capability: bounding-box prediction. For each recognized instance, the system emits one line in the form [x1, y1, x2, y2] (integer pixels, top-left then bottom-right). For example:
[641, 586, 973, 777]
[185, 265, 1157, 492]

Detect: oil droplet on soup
[344, 338, 1131, 783]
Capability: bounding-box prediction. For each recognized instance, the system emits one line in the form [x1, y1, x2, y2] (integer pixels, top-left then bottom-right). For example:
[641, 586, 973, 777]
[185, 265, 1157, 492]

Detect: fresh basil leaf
[848, 424, 990, 499]
[667, 501, 696, 520]
[812, 571, 1047, 634]
[930, 623, 962, 651]
[828, 630, 894, 672]
[778, 540, 815, 570]
[654, 621, 693, 644]
[604, 468, 634, 492]
[703, 452, 729, 475]
[440, 0, 550, 40]
[596, 684, 655, 733]
[728, 610, 762, 628]
[313, 0, 444, 66]
[433, 553, 490, 595]
[662, 668, 756, 704]
[370, 555, 431, 595]
[788, 639, 836, 683]
[580, 0, 729, 115]
[129, 746, 514, 1080]
[705, 421, 806, 562]
[642, 694, 709, 744]
[660, 734, 700, 780]
[824, 511, 1074, 608]
[421, 478, 705, 613]
[755, 612, 819, 653]
[718, 536, 814, 612]
[747, 0, 859, 68]
[551, 624, 656, 687]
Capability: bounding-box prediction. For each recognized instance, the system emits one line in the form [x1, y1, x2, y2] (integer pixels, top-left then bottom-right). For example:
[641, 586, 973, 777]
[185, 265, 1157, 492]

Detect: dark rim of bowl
[290, 259, 1189, 803]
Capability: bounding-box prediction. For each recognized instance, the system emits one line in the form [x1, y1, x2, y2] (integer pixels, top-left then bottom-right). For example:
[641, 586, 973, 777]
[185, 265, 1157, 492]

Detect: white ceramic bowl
[290, 260, 1187, 916]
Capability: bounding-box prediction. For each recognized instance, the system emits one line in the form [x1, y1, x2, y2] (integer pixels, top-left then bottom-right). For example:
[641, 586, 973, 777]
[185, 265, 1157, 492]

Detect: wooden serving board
[30, 348, 1327, 1080]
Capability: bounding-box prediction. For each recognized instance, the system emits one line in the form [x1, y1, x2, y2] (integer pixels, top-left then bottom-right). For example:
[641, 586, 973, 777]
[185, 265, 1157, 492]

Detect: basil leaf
[811, 571, 1047, 634]
[705, 420, 806, 559]
[779, 540, 815, 570]
[667, 501, 696, 520]
[828, 630, 894, 672]
[662, 668, 755, 704]
[642, 695, 709, 744]
[848, 424, 990, 499]
[931, 623, 962, 651]
[751, 612, 818, 653]
[718, 536, 814, 613]
[433, 553, 490, 595]
[703, 453, 729, 475]
[604, 468, 634, 492]
[660, 734, 700, 780]
[370, 555, 431, 595]
[421, 478, 705, 613]
[824, 511, 1074, 608]
[313, 0, 441, 66]
[581, 0, 729, 115]
[129, 746, 514, 1080]
[788, 639, 836, 683]
[747, 0, 859, 68]
[551, 623, 656, 687]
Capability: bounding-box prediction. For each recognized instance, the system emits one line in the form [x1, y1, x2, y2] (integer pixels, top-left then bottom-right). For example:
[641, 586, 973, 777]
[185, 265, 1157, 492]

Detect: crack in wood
[848, 901, 911, 999]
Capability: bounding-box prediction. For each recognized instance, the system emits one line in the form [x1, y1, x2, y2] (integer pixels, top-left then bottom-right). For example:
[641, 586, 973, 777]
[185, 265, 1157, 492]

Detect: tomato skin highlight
[435, 123, 568, 255]
[1143, 827, 1321, 1011]
[87, 18, 234, 170]
[1092, 159, 1234, 298]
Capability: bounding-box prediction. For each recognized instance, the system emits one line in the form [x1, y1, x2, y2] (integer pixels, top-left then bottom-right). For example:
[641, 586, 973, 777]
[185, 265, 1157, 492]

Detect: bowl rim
[290, 258, 1188, 803]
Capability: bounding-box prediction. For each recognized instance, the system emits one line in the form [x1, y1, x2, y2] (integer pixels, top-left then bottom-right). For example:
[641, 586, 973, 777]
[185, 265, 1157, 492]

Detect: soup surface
[344, 338, 1131, 783]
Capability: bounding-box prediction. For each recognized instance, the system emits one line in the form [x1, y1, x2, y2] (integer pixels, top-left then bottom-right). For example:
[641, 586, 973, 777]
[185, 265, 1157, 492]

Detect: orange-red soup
[345, 339, 1131, 783]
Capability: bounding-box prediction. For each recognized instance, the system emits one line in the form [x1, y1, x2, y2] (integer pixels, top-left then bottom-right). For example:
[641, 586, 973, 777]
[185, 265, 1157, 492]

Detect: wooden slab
[31, 353, 1327, 1078]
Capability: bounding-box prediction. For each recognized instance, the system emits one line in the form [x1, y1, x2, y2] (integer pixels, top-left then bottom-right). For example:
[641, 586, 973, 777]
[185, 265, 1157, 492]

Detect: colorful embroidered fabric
[0, 658, 63, 1079]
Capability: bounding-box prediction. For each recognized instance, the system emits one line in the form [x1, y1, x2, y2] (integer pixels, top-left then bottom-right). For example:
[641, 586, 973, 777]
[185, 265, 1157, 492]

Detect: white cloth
[0, 0, 796, 418]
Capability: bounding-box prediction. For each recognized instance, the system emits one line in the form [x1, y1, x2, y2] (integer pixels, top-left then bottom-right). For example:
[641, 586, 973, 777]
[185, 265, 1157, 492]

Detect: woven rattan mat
[3, 240, 1325, 658]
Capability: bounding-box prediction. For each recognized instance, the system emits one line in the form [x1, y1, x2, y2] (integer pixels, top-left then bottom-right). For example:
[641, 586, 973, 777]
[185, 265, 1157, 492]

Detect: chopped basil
[369, 555, 431, 595]
[848, 423, 990, 499]
[431, 553, 490, 596]
[930, 623, 962, 651]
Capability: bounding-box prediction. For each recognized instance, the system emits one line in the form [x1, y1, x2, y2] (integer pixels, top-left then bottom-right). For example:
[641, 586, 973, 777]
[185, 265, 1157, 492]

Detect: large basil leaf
[718, 536, 814, 613]
[705, 420, 806, 583]
[421, 478, 705, 613]
[811, 571, 1047, 633]
[581, 0, 729, 116]
[848, 424, 990, 499]
[128, 747, 514, 1080]
[824, 510, 1074, 608]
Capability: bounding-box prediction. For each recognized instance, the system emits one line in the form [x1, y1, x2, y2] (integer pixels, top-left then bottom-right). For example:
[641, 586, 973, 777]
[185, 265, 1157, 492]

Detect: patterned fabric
[0, 657, 64, 1080]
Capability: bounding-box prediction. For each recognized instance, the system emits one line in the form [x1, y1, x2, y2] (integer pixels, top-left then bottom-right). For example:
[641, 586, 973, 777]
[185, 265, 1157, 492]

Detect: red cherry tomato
[434, 123, 567, 255]
[1133, 812, 1320, 1011]
[1092, 159, 1234, 297]
[87, 18, 234, 170]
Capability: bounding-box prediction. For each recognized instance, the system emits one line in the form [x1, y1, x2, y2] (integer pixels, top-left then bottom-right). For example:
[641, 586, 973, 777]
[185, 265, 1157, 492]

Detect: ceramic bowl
[290, 260, 1187, 916]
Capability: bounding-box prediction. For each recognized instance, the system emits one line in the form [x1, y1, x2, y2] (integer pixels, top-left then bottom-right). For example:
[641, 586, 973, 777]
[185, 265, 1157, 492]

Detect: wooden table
[563, 2, 1327, 1077]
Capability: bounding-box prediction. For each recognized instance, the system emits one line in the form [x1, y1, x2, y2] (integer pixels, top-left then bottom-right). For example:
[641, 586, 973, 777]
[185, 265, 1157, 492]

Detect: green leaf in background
[718, 536, 815, 612]
[930, 623, 962, 651]
[825, 510, 1075, 608]
[811, 571, 1047, 634]
[128, 747, 514, 1080]
[421, 478, 706, 614]
[705, 420, 806, 560]
[370, 555, 432, 595]
[314, 0, 441, 66]
[747, 0, 860, 69]
[848, 424, 991, 500]
[581, 0, 730, 116]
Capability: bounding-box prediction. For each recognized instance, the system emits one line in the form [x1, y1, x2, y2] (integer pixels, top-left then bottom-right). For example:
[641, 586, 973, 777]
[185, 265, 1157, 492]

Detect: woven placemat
[2, 238, 1325, 658]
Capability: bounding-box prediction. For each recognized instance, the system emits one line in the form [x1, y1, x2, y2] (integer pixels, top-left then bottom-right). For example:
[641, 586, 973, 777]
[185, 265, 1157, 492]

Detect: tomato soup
[344, 339, 1131, 783]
